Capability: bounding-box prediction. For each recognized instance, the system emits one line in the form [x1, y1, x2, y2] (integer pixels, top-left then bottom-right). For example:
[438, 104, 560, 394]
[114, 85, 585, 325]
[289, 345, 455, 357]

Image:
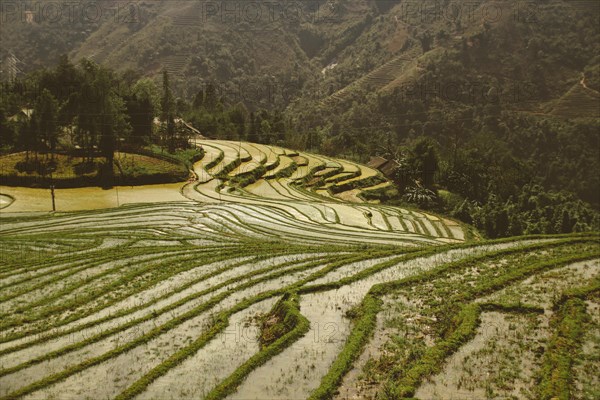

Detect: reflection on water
[0, 183, 186, 213]
[0, 194, 15, 210]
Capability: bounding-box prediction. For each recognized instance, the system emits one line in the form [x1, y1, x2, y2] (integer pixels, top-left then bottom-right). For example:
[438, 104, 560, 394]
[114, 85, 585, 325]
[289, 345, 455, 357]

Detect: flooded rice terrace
[0, 141, 597, 400]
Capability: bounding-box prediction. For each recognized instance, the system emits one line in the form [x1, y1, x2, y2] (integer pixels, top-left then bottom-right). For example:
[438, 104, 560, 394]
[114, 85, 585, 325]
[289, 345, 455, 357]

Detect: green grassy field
[0, 151, 189, 187]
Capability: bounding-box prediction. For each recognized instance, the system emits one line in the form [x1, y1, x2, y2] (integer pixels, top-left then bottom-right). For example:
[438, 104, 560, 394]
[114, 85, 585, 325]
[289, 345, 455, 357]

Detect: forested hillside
[1, 0, 599, 238]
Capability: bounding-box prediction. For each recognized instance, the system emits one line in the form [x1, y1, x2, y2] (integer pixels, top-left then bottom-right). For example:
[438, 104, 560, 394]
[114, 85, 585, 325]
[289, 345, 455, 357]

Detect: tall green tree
[0, 102, 14, 149]
[229, 102, 248, 140]
[99, 88, 130, 168]
[31, 89, 59, 156]
[248, 112, 260, 143]
[419, 31, 433, 53]
[128, 78, 160, 145]
[204, 82, 219, 110]
[161, 70, 176, 152]
[75, 60, 100, 162]
[75, 59, 130, 167]
[409, 137, 439, 187]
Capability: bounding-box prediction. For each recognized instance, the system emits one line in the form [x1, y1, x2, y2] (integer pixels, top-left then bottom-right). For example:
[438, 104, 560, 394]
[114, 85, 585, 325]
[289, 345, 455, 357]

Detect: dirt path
[580, 73, 600, 94]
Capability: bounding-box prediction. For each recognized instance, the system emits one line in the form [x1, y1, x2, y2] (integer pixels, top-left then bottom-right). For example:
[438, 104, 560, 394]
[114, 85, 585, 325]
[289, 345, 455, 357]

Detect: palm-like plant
[403, 185, 436, 207]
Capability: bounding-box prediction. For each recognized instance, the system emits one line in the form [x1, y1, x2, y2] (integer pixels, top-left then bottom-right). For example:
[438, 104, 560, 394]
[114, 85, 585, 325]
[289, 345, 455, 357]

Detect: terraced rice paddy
[1, 141, 599, 399]
[551, 81, 600, 119]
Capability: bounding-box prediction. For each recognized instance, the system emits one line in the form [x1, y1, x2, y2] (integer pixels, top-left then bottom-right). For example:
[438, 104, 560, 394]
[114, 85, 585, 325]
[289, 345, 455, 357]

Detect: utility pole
[49, 172, 56, 212]
[50, 185, 56, 212]
[115, 134, 120, 208]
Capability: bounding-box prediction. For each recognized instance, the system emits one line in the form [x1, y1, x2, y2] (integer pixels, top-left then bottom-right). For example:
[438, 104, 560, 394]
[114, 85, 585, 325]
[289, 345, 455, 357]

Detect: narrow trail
[580, 72, 600, 94]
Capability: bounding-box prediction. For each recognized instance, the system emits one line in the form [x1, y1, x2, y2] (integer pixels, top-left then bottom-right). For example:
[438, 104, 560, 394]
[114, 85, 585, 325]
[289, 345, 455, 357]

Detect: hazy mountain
[3, 1, 598, 113]
[1, 0, 599, 236]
